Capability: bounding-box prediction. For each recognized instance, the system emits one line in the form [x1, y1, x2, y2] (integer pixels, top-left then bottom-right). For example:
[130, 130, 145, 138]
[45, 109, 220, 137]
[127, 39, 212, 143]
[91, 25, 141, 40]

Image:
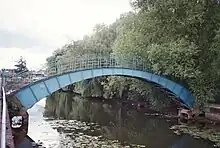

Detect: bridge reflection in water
[42, 98, 213, 147]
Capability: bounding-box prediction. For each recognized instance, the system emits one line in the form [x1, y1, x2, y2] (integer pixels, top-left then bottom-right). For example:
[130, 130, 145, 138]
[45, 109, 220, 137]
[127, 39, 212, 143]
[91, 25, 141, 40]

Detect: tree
[14, 56, 28, 74]
[122, 0, 220, 106]
[46, 0, 220, 108]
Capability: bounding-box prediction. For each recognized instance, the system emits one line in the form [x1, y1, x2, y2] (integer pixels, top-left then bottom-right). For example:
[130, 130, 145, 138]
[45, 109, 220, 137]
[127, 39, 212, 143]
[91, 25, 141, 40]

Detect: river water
[27, 98, 214, 148]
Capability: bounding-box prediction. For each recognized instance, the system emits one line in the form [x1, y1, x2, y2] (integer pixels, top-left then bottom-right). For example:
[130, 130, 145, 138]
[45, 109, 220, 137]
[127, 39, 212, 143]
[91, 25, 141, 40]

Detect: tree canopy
[46, 0, 220, 107]
[14, 56, 28, 74]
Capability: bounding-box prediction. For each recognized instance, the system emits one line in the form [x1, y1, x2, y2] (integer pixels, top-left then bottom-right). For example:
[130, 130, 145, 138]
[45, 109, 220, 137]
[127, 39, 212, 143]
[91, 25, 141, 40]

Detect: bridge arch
[14, 68, 195, 109]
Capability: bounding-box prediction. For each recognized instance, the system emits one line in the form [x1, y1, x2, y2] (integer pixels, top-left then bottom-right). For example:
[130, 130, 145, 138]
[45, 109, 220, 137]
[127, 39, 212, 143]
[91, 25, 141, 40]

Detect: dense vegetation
[46, 0, 220, 108]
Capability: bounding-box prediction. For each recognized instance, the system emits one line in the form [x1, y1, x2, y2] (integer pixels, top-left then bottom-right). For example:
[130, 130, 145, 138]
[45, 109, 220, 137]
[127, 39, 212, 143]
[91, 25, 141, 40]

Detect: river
[27, 98, 214, 148]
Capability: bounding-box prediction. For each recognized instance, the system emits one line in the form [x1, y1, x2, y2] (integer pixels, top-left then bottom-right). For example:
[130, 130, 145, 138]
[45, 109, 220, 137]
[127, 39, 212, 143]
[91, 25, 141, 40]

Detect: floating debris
[47, 120, 147, 147]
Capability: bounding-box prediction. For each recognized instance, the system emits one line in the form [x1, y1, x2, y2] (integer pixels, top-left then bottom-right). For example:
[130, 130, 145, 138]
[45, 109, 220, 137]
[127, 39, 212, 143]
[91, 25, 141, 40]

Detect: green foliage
[46, 0, 220, 107]
[14, 56, 28, 74]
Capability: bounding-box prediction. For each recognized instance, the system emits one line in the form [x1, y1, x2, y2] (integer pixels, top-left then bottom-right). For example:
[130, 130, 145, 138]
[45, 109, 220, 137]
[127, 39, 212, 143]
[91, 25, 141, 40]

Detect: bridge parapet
[47, 54, 152, 76]
[2, 54, 150, 93]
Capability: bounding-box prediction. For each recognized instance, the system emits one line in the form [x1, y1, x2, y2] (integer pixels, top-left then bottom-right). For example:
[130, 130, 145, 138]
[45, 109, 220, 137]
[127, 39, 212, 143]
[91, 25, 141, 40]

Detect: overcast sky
[0, 0, 131, 70]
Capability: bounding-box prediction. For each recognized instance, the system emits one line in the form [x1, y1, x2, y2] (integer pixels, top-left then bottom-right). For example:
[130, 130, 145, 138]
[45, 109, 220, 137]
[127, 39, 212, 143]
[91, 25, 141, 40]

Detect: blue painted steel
[44, 78, 60, 94]
[17, 87, 38, 108]
[15, 68, 195, 109]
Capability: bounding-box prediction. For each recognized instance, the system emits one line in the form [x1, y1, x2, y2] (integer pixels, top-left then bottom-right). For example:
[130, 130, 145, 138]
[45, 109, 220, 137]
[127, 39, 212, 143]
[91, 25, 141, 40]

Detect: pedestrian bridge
[10, 54, 195, 109]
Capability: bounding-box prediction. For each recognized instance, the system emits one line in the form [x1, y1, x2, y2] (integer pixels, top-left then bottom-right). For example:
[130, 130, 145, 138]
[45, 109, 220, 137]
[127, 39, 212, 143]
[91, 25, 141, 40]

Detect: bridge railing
[1, 86, 6, 148]
[46, 54, 152, 76]
[2, 54, 153, 93]
[1, 69, 8, 148]
[3, 70, 46, 94]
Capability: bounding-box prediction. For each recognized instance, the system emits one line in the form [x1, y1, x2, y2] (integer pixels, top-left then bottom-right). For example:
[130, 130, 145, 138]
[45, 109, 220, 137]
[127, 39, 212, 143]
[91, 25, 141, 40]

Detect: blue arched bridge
[7, 54, 195, 109]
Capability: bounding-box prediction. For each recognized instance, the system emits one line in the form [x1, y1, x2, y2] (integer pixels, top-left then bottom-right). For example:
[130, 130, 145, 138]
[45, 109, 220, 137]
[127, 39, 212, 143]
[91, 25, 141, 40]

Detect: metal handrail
[1, 69, 6, 148]
[2, 54, 152, 92]
[1, 87, 6, 148]
[46, 54, 151, 76]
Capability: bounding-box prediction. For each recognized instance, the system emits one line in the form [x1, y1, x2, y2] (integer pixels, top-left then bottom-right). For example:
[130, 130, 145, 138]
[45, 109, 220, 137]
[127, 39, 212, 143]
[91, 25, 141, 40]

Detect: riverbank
[171, 124, 220, 147]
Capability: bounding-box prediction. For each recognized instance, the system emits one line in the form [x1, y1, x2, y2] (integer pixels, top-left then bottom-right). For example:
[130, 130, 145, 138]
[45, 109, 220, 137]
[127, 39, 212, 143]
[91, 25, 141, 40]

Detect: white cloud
[0, 47, 51, 69]
[0, 0, 131, 69]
